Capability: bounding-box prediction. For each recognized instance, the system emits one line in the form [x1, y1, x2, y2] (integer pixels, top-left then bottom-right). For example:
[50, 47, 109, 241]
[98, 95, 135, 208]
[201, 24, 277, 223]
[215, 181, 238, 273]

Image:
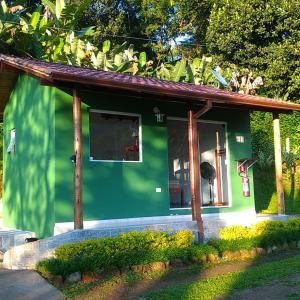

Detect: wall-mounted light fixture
[7, 128, 16, 154]
[153, 107, 165, 123]
[70, 154, 76, 163]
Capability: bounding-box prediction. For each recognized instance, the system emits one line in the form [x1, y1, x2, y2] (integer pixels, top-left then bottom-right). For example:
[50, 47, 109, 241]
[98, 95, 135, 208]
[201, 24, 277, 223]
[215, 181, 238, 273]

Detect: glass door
[167, 119, 229, 208]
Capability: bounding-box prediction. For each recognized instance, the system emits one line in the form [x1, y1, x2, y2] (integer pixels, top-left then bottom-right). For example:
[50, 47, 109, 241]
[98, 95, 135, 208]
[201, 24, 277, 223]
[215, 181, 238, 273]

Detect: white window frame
[167, 117, 232, 210]
[89, 109, 143, 163]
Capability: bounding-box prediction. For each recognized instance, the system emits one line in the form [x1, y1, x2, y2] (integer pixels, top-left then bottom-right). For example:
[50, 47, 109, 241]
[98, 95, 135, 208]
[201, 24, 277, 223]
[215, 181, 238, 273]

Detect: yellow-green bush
[219, 225, 254, 240]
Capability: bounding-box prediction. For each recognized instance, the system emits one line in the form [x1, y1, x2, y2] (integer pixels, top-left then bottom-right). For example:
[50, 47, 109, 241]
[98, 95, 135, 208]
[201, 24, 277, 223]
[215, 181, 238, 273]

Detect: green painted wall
[54, 90, 255, 224]
[3, 74, 255, 238]
[3, 75, 55, 237]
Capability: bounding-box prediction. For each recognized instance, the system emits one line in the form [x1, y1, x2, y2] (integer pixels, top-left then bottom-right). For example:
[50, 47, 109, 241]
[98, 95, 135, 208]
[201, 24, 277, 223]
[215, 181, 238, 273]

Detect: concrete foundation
[2, 212, 295, 270]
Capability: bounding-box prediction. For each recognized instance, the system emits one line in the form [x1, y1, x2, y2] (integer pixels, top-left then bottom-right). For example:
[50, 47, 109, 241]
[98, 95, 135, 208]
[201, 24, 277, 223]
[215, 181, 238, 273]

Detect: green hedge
[37, 220, 300, 280]
[38, 230, 210, 279]
[211, 219, 300, 252]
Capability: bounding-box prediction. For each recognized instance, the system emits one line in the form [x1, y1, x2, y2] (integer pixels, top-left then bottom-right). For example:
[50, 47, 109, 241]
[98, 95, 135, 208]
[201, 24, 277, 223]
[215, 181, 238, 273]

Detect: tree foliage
[206, 0, 300, 101]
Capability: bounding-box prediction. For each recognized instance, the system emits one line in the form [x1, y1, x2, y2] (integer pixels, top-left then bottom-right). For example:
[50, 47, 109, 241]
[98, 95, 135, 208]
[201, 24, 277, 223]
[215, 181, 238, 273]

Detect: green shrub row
[37, 219, 300, 280]
[212, 218, 300, 252]
[37, 234, 216, 279]
[55, 230, 194, 261]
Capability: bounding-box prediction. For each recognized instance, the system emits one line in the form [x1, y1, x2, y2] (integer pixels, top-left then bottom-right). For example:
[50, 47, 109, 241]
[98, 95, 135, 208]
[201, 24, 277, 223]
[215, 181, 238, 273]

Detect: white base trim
[54, 209, 256, 235]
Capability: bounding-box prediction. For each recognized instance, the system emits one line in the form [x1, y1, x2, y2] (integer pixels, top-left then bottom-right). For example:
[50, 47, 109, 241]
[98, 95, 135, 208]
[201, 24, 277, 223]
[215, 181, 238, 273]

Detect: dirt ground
[71, 250, 300, 300]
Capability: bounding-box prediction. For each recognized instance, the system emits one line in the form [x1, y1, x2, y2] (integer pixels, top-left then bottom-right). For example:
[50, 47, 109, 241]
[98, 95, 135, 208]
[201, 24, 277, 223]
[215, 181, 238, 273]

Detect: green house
[1, 54, 299, 239]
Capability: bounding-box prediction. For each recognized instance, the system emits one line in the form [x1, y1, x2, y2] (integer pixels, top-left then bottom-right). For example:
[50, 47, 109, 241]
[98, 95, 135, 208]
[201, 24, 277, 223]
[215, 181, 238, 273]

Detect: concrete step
[0, 229, 35, 252]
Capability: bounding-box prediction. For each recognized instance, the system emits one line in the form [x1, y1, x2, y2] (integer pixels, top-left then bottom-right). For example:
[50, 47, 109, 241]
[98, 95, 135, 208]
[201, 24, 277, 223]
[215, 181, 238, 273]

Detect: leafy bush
[209, 238, 260, 253]
[215, 219, 300, 251]
[37, 220, 300, 280]
[219, 225, 254, 240]
[55, 230, 194, 261]
[36, 258, 81, 280]
[49, 230, 195, 275]
[189, 244, 217, 258]
[253, 220, 286, 235]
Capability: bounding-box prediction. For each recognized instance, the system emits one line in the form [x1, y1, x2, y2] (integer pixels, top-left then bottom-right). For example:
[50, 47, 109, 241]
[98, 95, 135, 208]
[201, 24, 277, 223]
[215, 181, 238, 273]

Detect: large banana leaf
[171, 59, 186, 82]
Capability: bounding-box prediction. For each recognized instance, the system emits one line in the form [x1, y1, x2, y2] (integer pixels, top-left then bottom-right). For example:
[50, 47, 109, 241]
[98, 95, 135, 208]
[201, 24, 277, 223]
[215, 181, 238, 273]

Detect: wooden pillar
[188, 110, 204, 241]
[73, 89, 83, 229]
[273, 112, 285, 214]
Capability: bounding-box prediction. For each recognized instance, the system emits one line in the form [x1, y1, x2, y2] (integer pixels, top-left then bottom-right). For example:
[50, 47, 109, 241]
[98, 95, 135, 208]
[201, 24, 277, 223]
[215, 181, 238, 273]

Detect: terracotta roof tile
[1, 54, 300, 112]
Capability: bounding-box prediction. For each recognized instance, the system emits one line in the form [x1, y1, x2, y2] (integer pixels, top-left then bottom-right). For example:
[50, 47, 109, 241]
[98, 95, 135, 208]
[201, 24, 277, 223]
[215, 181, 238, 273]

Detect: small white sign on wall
[156, 187, 162, 193]
[7, 129, 16, 153]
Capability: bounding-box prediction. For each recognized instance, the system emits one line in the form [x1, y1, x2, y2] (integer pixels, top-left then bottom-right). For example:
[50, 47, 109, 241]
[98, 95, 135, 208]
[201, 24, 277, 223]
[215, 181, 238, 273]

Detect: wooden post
[188, 110, 204, 241]
[273, 112, 285, 214]
[73, 89, 83, 229]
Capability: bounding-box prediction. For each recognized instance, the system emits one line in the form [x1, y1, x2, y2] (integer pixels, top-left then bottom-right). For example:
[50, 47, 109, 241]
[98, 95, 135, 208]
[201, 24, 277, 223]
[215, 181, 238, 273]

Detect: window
[89, 110, 141, 162]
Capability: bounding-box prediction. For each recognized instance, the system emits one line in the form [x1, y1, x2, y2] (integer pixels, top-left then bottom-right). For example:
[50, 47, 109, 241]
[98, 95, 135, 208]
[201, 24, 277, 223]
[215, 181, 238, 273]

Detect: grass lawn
[145, 255, 300, 300]
[254, 168, 300, 214]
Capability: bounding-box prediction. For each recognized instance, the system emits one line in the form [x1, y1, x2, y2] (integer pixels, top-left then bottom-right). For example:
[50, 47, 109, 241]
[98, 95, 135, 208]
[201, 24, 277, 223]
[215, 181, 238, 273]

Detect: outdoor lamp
[153, 107, 165, 123]
[70, 154, 76, 163]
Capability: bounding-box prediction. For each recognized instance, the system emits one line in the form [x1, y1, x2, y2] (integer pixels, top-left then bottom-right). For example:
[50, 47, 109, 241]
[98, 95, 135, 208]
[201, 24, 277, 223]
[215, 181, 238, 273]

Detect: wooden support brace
[73, 89, 83, 229]
[273, 113, 285, 214]
[193, 100, 213, 119]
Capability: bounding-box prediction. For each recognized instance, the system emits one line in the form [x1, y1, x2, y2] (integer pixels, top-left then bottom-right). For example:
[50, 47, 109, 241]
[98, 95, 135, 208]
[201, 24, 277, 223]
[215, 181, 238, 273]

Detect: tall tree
[205, 0, 300, 101]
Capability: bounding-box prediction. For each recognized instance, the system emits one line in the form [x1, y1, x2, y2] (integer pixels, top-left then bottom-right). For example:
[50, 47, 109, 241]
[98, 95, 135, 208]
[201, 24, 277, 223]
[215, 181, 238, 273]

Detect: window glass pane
[199, 123, 229, 206]
[167, 119, 191, 208]
[89, 111, 140, 161]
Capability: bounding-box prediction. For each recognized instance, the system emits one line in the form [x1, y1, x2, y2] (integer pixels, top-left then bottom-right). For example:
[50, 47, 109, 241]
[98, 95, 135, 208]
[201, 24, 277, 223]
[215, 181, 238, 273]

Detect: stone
[282, 243, 289, 250]
[164, 261, 170, 269]
[170, 258, 185, 267]
[239, 250, 251, 258]
[249, 248, 257, 257]
[289, 241, 297, 249]
[65, 272, 81, 284]
[208, 253, 218, 263]
[190, 256, 199, 263]
[120, 266, 130, 274]
[82, 272, 102, 283]
[131, 264, 145, 273]
[200, 255, 207, 263]
[49, 275, 64, 288]
[149, 262, 166, 272]
[222, 251, 233, 259]
[256, 248, 266, 255]
[107, 266, 121, 277]
[271, 246, 278, 252]
[267, 247, 272, 254]
[0, 251, 4, 262]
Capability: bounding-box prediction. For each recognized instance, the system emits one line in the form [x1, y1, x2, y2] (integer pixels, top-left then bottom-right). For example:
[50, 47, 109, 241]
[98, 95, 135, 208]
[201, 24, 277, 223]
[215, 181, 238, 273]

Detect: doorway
[167, 119, 229, 209]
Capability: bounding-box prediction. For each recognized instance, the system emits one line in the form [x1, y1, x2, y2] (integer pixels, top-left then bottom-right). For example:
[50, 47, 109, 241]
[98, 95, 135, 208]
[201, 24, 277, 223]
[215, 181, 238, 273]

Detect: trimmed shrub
[219, 225, 254, 240]
[188, 244, 217, 259]
[55, 230, 194, 262]
[37, 258, 80, 280]
[209, 238, 260, 253]
[37, 219, 300, 281]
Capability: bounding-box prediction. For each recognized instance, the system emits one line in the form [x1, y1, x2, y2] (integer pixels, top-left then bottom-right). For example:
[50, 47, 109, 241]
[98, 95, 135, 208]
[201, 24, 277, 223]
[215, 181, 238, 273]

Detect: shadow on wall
[54, 91, 171, 224]
[3, 76, 55, 238]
